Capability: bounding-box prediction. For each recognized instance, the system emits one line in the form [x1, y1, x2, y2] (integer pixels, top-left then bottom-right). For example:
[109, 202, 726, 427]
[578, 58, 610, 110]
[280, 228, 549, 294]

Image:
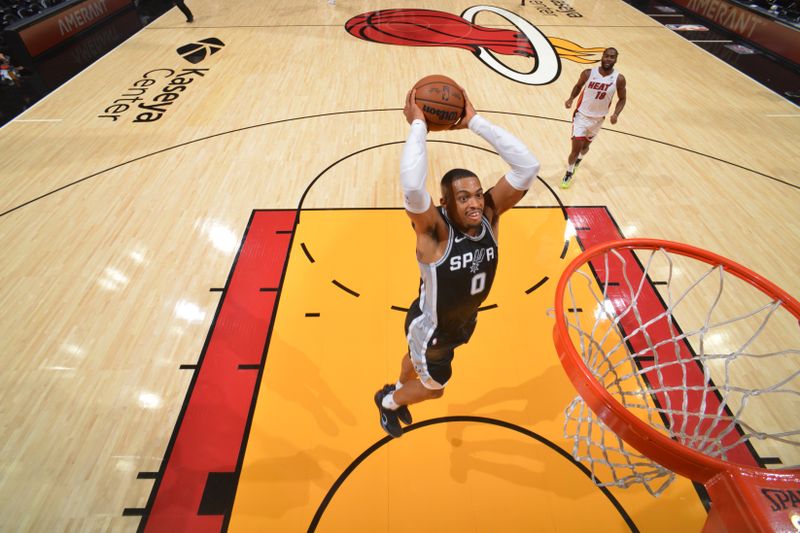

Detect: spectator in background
[0, 53, 21, 86]
[134, 0, 193, 24]
[174, 0, 193, 22]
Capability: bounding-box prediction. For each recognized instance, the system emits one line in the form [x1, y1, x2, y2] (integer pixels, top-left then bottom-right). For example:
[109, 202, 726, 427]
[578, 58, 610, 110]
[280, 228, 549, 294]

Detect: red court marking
[566, 207, 759, 468]
[143, 210, 296, 532]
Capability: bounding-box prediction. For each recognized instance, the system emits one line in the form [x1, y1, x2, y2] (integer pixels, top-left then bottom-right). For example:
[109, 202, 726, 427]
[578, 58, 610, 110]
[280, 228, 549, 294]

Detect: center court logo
[97, 37, 225, 123]
[346, 6, 603, 85]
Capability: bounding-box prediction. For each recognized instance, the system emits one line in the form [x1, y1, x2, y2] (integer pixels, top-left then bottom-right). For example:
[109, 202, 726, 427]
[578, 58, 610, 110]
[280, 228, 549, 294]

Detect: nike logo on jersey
[454, 236, 467, 243]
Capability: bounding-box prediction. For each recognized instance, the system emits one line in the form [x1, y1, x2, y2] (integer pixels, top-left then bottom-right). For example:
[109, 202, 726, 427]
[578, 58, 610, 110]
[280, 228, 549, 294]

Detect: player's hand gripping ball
[412, 75, 466, 131]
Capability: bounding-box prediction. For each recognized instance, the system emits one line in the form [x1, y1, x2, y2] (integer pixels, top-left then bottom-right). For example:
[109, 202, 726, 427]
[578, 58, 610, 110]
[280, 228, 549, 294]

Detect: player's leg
[374, 353, 421, 437]
[391, 354, 417, 424]
[567, 136, 583, 167]
[375, 349, 449, 437]
[562, 113, 603, 189]
[394, 346, 449, 406]
[398, 351, 416, 385]
[577, 116, 603, 167]
[393, 363, 445, 405]
[562, 136, 584, 189]
[563, 112, 588, 188]
[574, 138, 591, 171]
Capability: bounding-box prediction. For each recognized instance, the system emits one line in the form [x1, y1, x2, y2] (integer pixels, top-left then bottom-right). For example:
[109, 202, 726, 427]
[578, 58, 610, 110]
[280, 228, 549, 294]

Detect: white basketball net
[560, 245, 800, 497]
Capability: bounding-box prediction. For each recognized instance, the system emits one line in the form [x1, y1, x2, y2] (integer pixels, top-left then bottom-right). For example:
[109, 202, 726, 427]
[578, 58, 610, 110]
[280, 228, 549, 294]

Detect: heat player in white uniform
[561, 47, 627, 189]
[373, 87, 541, 438]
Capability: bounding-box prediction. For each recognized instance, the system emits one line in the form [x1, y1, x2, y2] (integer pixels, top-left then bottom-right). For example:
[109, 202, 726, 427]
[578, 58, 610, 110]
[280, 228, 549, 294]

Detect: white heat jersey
[575, 67, 620, 118]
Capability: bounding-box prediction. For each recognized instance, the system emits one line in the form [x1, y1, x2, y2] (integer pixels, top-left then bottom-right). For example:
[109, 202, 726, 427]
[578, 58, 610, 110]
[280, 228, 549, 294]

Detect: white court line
[14, 119, 63, 122]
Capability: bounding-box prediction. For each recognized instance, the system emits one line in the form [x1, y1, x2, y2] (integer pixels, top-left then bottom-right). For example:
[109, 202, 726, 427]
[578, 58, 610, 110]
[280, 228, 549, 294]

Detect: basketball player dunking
[561, 47, 627, 189]
[373, 88, 541, 438]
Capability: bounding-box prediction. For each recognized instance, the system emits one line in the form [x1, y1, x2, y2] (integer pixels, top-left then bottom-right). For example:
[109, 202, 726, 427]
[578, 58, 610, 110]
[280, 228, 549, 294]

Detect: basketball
[413, 75, 465, 131]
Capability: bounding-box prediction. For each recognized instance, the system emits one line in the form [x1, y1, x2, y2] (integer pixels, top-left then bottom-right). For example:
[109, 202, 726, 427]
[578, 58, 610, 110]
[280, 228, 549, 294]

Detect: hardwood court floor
[0, 1, 797, 531]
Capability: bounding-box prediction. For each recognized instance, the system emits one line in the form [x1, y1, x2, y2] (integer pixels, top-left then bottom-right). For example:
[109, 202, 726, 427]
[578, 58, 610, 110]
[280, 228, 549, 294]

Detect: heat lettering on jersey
[449, 247, 496, 271]
[587, 81, 611, 91]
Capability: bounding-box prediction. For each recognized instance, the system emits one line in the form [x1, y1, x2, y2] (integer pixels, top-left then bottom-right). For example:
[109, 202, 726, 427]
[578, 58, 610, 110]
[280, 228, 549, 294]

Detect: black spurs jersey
[409, 208, 498, 335]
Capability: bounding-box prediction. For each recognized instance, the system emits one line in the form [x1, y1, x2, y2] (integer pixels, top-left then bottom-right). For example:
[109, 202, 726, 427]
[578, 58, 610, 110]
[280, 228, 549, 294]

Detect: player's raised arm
[400, 89, 444, 237]
[463, 101, 540, 216]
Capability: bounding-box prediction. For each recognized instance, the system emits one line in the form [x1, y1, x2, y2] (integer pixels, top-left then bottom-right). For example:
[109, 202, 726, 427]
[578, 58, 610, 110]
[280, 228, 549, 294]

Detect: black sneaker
[386, 384, 413, 425]
[374, 385, 403, 438]
[392, 388, 413, 425]
[396, 404, 412, 425]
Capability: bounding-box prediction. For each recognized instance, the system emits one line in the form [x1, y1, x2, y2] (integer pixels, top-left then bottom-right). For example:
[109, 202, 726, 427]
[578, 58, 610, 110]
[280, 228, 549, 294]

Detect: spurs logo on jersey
[450, 247, 496, 273]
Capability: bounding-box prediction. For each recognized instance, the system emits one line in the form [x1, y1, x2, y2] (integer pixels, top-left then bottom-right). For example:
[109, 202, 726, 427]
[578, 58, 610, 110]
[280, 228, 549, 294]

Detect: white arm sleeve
[468, 114, 540, 191]
[399, 119, 432, 214]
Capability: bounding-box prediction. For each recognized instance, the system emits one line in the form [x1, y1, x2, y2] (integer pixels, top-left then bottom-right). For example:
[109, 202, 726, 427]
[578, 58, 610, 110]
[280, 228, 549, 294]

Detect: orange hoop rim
[553, 238, 800, 485]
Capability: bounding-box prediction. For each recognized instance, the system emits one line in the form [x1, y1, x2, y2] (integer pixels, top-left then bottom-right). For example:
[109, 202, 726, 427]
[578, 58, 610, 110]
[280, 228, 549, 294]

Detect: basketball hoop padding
[703, 470, 800, 533]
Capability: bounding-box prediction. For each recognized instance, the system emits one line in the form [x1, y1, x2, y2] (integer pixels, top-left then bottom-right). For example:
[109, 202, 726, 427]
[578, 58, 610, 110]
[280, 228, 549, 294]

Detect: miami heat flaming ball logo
[346, 6, 604, 85]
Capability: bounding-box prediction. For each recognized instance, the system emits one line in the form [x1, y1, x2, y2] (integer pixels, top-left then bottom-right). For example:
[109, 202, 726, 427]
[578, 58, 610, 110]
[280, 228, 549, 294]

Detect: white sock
[567, 163, 575, 173]
[382, 392, 400, 410]
[576, 156, 583, 165]
[395, 381, 404, 390]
